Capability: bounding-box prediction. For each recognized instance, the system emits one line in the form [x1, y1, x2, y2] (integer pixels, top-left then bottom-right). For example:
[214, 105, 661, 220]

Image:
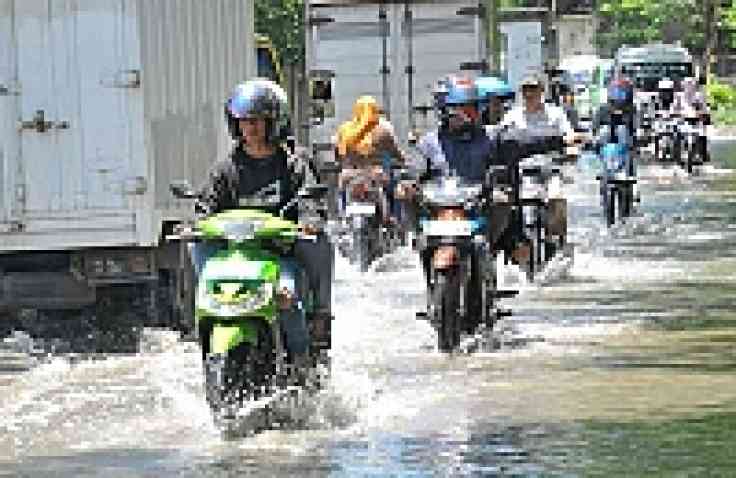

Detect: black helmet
[224, 79, 291, 144]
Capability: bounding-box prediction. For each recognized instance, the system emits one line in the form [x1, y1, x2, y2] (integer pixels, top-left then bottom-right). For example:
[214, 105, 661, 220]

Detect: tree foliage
[596, 0, 704, 54]
[596, 0, 736, 55]
[255, 0, 305, 66]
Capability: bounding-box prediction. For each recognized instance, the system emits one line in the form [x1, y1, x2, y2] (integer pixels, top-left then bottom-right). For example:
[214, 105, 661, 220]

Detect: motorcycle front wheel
[432, 266, 469, 353]
[202, 320, 276, 421]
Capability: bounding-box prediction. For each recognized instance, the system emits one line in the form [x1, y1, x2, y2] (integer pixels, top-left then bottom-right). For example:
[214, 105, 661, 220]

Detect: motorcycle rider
[592, 77, 635, 142]
[334, 95, 408, 223]
[415, 75, 500, 181]
[411, 74, 535, 272]
[193, 79, 333, 360]
[594, 79, 638, 212]
[684, 76, 711, 162]
[500, 71, 576, 142]
[494, 72, 577, 265]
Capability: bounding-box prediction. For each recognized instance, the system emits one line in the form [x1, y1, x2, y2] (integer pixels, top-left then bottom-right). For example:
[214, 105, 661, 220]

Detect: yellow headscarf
[336, 96, 380, 158]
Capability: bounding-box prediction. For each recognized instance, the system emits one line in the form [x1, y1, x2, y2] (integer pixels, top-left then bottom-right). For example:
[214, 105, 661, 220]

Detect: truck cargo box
[306, 0, 485, 147]
[0, 0, 255, 253]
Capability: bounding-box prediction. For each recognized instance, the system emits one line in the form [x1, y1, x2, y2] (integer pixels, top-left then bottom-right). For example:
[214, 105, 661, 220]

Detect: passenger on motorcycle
[500, 72, 576, 143]
[334, 96, 408, 223]
[193, 79, 333, 355]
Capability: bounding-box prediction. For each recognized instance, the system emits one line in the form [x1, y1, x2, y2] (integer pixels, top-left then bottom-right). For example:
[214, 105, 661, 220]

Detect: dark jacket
[593, 103, 634, 137]
[437, 128, 499, 182]
[194, 145, 309, 221]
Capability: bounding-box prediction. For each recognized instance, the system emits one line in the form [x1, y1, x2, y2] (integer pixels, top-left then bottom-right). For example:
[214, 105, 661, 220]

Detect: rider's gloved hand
[395, 181, 418, 200]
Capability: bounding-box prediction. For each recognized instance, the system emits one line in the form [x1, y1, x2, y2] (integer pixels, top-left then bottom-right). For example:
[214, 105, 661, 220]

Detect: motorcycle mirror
[170, 180, 196, 199]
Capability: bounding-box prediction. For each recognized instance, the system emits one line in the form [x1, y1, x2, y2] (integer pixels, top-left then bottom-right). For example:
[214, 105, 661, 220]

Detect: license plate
[423, 220, 473, 237]
[345, 203, 376, 215]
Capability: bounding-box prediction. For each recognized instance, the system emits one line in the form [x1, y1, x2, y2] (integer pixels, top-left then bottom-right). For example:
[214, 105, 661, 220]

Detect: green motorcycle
[169, 181, 331, 432]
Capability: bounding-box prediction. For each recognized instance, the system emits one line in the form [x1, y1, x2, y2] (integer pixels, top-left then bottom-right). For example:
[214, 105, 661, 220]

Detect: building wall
[556, 15, 596, 59]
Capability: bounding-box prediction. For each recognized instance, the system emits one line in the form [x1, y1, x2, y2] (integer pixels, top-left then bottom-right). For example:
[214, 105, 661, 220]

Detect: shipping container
[0, 0, 255, 318]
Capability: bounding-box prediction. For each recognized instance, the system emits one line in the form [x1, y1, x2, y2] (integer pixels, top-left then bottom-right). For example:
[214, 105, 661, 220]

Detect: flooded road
[3, 140, 736, 476]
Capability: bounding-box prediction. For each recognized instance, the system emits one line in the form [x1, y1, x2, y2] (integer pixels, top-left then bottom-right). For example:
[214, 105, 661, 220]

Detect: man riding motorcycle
[495, 72, 577, 267]
[415, 75, 500, 182]
[499, 72, 576, 142]
[409, 74, 543, 278]
[683, 76, 711, 163]
[592, 77, 635, 140]
[193, 79, 333, 362]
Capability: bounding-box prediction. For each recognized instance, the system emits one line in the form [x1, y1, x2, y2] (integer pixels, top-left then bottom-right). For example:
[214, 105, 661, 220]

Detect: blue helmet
[446, 75, 480, 105]
[433, 74, 481, 108]
[475, 76, 515, 101]
[607, 78, 633, 106]
[225, 79, 290, 143]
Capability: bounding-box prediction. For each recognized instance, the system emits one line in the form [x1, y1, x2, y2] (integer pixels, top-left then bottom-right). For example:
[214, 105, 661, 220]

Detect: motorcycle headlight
[198, 280, 274, 315]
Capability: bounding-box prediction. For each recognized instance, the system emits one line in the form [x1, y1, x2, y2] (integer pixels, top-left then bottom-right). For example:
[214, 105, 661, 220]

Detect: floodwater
[2, 140, 736, 477]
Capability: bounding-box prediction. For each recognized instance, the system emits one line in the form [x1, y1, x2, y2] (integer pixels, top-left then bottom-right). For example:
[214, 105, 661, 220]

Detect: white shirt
[411, 130, 449, 175]
[500, 103, 574, 136]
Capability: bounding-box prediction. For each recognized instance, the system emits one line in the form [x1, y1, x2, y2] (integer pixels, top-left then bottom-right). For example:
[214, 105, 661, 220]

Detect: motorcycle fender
[487, 204, 512, 249]
[546, 198, 567, 238]
[210, 322, 259, 355]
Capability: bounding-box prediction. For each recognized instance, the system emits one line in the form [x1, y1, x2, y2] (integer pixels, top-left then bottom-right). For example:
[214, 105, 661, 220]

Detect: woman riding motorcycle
[193, 79, 333, 359]
[334, 96, 408, 223]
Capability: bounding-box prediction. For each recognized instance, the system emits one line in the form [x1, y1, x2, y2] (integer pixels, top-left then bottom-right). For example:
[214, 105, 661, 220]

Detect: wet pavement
[2, 139, 736, 476]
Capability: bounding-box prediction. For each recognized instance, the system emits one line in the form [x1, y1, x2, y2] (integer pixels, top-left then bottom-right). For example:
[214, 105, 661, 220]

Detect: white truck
[0, 0, 255, 330]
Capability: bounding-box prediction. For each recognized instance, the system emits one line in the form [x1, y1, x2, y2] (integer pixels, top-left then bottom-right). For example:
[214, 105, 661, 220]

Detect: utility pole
[486, 0, 500, 75]
[704, 0, 714, 83]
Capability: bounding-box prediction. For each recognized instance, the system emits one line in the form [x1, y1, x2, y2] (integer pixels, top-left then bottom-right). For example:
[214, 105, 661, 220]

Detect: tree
[596, 0, 705, 55]
[255, 0, 305, 66]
